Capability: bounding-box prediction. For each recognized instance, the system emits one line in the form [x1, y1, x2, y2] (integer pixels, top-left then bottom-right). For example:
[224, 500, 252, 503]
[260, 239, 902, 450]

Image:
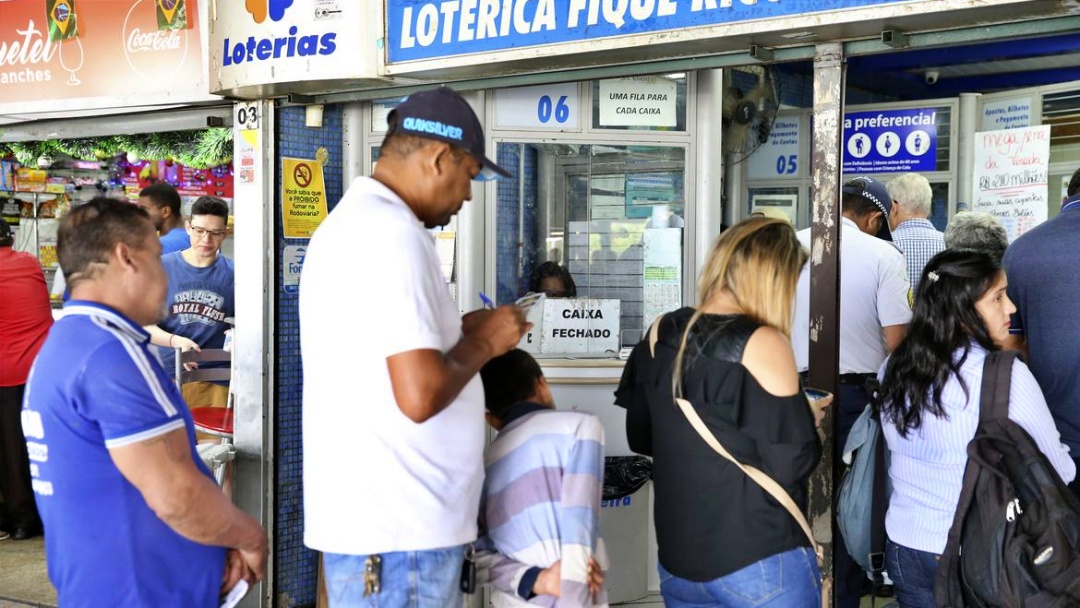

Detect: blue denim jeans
[885, 540, 940, 608]
[323, 545, 465, 608]
[658, 547, 821, 607]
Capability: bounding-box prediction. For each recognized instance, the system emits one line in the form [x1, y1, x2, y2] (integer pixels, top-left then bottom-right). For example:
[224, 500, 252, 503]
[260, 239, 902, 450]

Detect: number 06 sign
[495, 84, 580, 130]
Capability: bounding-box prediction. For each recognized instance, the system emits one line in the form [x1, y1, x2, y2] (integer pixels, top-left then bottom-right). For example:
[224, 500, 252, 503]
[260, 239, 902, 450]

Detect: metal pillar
[342, 102, 366, 187]
[459, 90, 488, 315]
[808, 42, 845, 607]
[232, 99, 276, 608]
[694, 69, 725, 280]
[957, 93, 981, 213]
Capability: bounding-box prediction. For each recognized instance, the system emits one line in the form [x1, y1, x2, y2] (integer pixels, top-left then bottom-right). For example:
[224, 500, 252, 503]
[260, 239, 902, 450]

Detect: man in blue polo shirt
[23, 197, 266, 607]
[1003, 166, 1080, 497]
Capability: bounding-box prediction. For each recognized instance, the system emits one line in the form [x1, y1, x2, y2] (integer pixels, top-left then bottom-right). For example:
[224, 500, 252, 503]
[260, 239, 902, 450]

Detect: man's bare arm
[387, 305, 527, 423]
[883, 323, 908, 353]
[110, 428, 267, 580]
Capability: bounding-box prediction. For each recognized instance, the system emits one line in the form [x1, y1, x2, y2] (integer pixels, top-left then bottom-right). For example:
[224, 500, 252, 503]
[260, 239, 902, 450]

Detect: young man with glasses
[148, 196, 234, 409]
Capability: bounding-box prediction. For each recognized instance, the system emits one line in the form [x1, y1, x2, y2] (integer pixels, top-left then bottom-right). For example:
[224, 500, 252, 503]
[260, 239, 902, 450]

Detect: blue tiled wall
[494, 143, 538, 304]
[275, 104, 344, 608]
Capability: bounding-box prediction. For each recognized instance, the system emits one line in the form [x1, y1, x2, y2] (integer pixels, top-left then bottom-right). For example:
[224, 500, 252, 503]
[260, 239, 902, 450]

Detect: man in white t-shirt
[792, 176, 912, 608]
[300, 87, 528, 607]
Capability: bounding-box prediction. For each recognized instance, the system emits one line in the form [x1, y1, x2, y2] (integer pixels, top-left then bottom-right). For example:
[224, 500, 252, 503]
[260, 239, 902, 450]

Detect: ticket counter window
[493, 142, 686, 357]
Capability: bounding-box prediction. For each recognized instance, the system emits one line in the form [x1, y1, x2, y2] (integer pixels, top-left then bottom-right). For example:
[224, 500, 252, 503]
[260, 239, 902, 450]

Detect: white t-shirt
[793, 217, 912, 374]
[300, 177, 485, 555]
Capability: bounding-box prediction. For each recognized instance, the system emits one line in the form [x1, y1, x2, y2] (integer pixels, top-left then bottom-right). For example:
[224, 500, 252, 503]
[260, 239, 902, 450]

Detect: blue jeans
[658, 547, 821, 607]
[885, 540, 939, 608]
[323, 545, 465, 608]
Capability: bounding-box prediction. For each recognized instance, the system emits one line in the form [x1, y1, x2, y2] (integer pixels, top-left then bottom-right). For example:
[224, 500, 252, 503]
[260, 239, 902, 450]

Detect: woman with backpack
[615, 217, 825, 607]
[877, 249, 1076, 607]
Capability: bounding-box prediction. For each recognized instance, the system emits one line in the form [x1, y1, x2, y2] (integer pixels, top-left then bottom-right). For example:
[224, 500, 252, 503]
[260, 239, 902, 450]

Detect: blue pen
[479, 292, 495, 310]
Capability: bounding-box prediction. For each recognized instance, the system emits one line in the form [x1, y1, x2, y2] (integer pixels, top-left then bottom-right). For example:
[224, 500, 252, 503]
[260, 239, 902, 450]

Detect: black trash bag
[602, 456, 652, 502]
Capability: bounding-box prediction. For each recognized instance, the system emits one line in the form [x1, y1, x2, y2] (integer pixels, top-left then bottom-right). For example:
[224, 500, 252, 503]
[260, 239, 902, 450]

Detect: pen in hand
[479, 292, 495, 310]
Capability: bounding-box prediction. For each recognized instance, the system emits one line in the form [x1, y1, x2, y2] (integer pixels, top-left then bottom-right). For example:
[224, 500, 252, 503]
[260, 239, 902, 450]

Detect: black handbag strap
[980, 350, 1018, 423]
[867, 378, 887, 589]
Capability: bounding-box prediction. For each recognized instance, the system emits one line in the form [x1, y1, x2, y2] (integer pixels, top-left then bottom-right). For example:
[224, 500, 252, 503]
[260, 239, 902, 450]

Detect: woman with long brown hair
[616, 217, 824, 607]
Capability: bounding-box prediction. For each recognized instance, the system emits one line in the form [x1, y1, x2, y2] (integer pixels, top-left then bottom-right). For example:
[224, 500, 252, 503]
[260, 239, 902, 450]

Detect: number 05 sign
[495, 84, 580, 130]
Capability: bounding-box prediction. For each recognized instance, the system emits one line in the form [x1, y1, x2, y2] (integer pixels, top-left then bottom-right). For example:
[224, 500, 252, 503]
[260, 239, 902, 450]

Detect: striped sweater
[476, 404, 609, 607]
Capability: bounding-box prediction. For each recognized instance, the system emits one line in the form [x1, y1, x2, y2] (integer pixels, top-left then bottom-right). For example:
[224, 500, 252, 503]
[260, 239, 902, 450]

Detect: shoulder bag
[648, 314, 828, 606]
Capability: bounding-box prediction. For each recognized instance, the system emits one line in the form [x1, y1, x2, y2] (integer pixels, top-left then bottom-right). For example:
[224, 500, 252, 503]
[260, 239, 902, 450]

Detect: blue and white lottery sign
[843, 109, 937, 174]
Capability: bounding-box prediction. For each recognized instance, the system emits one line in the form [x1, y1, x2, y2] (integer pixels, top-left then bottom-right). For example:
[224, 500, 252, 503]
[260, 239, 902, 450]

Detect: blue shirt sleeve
[79, 338, 188, 449]
[1007, 359, 1075, 483]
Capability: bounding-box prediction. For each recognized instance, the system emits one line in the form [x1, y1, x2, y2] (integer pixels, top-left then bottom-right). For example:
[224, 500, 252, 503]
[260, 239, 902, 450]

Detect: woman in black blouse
[616, 217, 824, 607]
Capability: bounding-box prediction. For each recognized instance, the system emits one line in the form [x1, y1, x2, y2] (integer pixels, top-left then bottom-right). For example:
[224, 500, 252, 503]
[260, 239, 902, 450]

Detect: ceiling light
[781, 31, 818, 40]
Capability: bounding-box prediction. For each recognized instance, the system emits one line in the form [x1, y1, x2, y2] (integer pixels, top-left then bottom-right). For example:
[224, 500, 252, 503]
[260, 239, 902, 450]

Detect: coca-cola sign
[0, 0, 216, 115]
[126, 28, 182, 53]
[121, 1, 189, 78]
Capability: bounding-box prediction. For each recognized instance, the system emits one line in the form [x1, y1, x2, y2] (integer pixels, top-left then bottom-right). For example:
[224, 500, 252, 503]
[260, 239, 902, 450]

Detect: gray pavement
[0, 537, 55, 608]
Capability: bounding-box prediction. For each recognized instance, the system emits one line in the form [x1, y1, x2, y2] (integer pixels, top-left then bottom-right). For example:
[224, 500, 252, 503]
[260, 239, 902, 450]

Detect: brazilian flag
[46, 0, 78, 42]
[157, 0, 188, 31]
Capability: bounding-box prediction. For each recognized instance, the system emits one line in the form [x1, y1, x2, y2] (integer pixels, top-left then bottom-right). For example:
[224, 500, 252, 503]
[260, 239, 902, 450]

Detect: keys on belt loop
[363, 555, 382, 597]
[460, 543, 477, 594]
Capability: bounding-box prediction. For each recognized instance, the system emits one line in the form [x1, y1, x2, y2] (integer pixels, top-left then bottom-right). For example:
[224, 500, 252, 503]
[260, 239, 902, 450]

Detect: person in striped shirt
[877, 249, 1075, 608]
[477, 349, 608, 607]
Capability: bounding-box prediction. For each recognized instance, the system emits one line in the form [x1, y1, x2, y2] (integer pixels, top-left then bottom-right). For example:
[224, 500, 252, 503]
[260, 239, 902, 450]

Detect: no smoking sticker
[293, 163, 313, 188]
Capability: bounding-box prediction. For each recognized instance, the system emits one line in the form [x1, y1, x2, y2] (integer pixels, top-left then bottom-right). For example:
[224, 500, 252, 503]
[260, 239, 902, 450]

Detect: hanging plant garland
[0, 129, 233, 168]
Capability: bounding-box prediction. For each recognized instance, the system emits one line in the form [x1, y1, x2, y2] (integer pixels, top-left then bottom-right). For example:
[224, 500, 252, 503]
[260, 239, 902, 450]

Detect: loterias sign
[220, 0, 337, 67]
[209, 0, 380, 97]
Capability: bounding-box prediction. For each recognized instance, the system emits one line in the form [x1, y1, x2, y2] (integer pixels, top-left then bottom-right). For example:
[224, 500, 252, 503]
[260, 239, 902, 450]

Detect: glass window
[747, 186, 800, 228]
[1043, 89, 1080, 218]
[933, 106, 953, 172]
[592, 74, 687, 132]
[371, 97, 405, 133]
[494, 143, 686, 356]
[1043, 89, 1080, 167]
[927, 182, 950, 231]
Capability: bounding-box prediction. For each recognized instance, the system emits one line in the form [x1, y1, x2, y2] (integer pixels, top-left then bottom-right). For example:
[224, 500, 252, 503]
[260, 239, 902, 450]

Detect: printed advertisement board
[387, 0, 917, 63]
[843, 109, 937, 174]
[0, 0, 217, 115]
[980, 96, 1034, 131]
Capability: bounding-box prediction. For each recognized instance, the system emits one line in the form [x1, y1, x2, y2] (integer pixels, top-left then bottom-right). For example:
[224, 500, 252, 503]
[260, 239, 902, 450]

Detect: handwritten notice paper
[972, 125, 1050, 242]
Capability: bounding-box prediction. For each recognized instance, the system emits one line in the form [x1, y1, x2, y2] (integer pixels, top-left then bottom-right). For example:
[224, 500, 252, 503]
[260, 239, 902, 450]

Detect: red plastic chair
[176, 348, 234, 485]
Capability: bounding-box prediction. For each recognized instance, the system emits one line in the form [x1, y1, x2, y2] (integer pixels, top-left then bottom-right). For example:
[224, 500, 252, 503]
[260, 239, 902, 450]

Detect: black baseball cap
[843, 176, 893, 241]
[388, 86, 511, 181]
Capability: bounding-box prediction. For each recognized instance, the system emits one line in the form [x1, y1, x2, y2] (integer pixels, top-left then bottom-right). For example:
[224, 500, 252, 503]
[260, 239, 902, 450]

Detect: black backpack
[935, 350, 1080, 607]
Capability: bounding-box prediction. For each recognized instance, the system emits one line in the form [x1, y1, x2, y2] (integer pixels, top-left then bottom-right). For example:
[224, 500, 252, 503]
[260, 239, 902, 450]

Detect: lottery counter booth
[217, 1, 1080, 606]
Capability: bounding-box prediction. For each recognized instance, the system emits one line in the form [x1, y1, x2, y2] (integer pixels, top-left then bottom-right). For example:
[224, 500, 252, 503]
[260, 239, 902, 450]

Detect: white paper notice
[435, 231, 456, 283]
[971, 125, 1051, 242]
[599, 77, 677, 127]
[643, 228, 682, 329]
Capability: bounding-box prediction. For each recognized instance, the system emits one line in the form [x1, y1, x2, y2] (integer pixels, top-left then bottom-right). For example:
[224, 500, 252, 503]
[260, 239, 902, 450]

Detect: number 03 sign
[495, 84, 580, 130]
